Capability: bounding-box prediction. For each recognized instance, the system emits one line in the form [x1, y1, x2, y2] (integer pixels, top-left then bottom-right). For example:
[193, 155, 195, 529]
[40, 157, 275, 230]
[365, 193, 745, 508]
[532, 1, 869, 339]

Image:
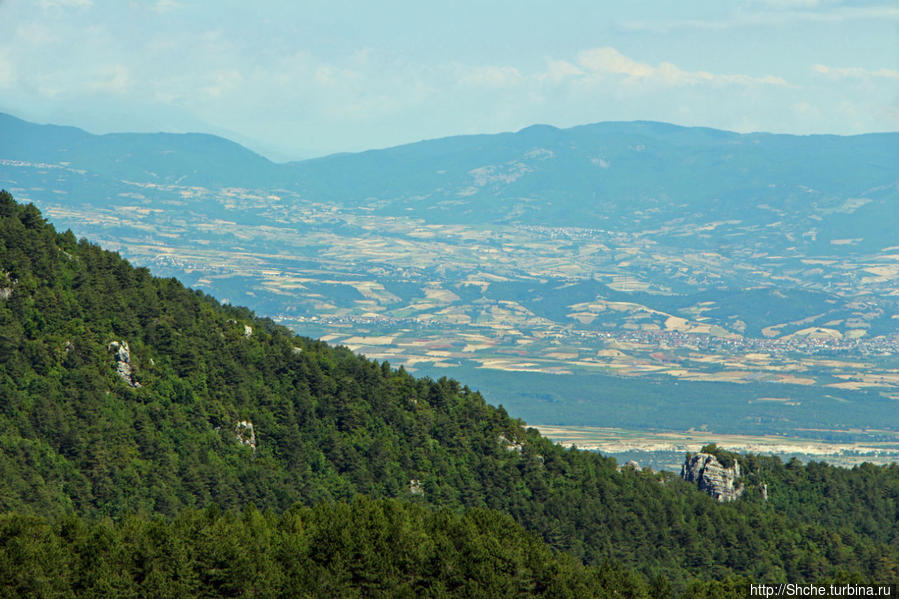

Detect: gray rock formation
[108, 340, 140, 387]
[0, 270, 15, 299]
[498, 434, 524, 454]
[235, 421, 257, 451]
[681, 452, 744, 502]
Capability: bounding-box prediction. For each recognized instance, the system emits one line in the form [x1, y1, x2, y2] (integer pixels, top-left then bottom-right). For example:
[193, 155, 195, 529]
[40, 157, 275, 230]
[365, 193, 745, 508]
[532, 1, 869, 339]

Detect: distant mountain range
[2, 112, 896, 250]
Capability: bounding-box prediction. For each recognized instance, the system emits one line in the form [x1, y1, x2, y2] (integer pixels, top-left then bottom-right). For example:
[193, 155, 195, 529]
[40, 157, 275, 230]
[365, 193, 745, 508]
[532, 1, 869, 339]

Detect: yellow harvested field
[567, 312, 597, 324]
[827, 382, 871, 390]
[342, 335, 395, 346]
[351, 282, 402, 303]
[774, 375, 816, 385]
[406, 229, 436, 239]
[607, 279, 651, 291]
[543, 352, 579, 360]
[568, 302, 606, 313]
[761, 325, 783, 338]
[864, 265, 899, 277]
[435, 307, 472, 324]
[664, 316, 708, 333]
[607, 301, 665, 315]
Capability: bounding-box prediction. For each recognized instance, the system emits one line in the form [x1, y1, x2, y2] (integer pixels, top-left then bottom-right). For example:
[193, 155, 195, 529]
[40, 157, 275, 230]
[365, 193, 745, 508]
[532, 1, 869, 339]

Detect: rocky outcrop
[616, 460, 642, 472]
[681, 453, 744, 502]
[235, 421, 257, 451]
[226, 319, 254, 338]
[108, 340, 140, 387]
[498, 434, 524, 454]
[0, 270, 15, 299]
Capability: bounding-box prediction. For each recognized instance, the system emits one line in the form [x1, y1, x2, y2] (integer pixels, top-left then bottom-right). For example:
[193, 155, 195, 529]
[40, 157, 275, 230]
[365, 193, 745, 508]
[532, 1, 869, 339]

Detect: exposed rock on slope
[108, 340, 140, 387]
[235, 420, 257, 451]
[681, 452, 744, 502]
[0, 270, 14, 299]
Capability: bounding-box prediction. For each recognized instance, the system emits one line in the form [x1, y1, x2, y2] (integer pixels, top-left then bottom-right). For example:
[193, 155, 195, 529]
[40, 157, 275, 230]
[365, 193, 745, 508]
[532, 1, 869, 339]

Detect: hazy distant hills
[0, 113, 280, 188]
[2, 112, 896, 251]
[291, 122, 898, 247]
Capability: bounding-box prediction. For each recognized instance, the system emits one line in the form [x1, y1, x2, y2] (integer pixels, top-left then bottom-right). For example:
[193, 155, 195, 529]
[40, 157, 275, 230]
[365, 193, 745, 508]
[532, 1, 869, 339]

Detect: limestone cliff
[108, 340, 140, 387]
[681, 452, 744, 502]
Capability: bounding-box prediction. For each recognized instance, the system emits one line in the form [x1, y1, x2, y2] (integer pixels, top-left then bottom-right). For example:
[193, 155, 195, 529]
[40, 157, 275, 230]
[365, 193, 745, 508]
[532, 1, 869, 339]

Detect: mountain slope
[1, 190, 898, 587]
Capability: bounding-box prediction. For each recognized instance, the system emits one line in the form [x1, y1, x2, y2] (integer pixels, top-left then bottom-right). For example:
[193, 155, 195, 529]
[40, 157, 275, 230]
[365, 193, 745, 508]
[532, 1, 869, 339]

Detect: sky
[0, 0, 897, 160]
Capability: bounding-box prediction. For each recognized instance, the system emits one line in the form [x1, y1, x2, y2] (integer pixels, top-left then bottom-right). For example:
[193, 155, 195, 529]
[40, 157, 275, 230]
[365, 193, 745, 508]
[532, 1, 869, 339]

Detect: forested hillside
[1, 190, 898, 595]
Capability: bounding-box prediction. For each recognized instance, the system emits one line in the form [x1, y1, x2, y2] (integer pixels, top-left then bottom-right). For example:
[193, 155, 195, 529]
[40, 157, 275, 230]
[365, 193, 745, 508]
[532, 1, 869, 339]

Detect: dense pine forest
[1, 190, 898, 596]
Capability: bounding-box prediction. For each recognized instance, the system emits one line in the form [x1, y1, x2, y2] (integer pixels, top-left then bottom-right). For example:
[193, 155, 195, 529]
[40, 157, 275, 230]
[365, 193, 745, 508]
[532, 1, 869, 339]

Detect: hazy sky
[1, 0, 897, 160]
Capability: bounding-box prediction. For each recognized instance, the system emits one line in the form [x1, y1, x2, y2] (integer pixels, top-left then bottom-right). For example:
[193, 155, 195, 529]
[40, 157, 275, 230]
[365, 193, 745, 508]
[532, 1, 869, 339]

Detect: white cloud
[541, 59, 583, 83]
[575, 47, 787, 87]
[578, 47, 654, 79]
[814, 64, 899, 79]
[621, 4, 899, 32]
